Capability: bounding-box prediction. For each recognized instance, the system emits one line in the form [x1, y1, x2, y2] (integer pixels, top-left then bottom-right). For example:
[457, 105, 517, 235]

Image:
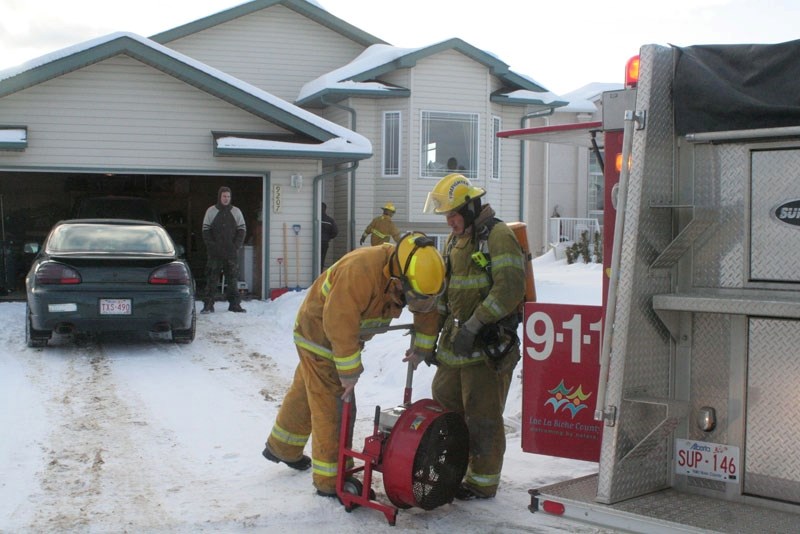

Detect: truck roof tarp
[496, 121, 602, 148]
[674, 39, 800, 135]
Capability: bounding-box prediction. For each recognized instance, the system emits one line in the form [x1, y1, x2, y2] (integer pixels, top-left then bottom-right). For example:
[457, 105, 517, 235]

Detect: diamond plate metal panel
[597, 44, 676, 504]
[689, 314, 731, 443]
[745, 318, 800, 503]
[693, 144, 747, 288]
[750, 149, 800, 281]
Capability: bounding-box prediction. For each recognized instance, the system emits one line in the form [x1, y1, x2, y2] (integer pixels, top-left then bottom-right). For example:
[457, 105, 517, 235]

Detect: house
[0, 0, 567, 299]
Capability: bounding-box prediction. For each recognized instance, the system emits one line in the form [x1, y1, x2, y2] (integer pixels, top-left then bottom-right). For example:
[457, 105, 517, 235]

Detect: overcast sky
[1, 0, 799, 95]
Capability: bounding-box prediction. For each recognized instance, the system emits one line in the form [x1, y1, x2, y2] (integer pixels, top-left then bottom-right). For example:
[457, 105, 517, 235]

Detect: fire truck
[499, 40, 800, 532]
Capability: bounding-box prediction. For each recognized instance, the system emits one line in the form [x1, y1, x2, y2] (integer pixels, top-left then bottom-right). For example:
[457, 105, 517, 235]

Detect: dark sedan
[25, 219, 196, 347]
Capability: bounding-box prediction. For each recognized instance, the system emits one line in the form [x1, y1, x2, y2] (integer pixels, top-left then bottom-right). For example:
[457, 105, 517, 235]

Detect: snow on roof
[299, 41, 556, 106]
[216, 135, 357, 152]
[0, 31, 371, 157]
[554, 82, 625, 113]
[298, 44, 420, 102]
[562, 82, 624, 102]
[0, 128, 26, 142]
[499, 89, 566, 105]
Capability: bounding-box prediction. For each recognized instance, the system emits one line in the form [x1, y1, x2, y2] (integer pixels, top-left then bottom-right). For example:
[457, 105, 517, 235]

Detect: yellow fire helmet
[423, 173, 486, 214]
[392, 232, 446, 312]
[382, 201, 396, 213]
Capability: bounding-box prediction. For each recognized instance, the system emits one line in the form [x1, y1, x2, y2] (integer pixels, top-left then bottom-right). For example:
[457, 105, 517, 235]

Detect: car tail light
[149, 263, 190, 285]
[35, 262, 81, 284]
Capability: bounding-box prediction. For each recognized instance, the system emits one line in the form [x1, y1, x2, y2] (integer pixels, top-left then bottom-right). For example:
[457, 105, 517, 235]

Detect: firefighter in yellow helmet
[422, 173, 526, 500]
[360, 201, 401, 246]
[263, 232, 445, 499]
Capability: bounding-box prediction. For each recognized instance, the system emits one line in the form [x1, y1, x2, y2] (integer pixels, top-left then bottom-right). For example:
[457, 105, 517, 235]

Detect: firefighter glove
[359, 235, 366, 245]
[340, 376, 358, 401]
[403, 347, 431, 370]
[453, 315, 482, 356]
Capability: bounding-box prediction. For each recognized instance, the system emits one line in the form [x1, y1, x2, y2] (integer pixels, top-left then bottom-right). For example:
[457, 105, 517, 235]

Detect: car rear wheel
[173, 308, 196, 344]
[26, 304, 50, 348]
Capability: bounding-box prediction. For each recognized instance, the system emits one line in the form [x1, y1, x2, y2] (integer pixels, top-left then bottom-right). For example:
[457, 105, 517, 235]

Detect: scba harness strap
[446, 217, 522, 362]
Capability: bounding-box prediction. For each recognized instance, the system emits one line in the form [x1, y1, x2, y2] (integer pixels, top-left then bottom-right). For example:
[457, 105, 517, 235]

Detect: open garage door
[0, 172, 264, 300]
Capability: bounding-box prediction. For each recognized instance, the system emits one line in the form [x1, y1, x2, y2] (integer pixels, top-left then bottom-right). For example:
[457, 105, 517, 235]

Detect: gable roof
[150, 0, 386, 49]
[296, 38, 567, 111]
[0, 32, 371, 163]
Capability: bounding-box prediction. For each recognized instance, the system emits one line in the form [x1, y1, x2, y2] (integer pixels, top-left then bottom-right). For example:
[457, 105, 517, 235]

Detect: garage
[0, 33, 371, 300]
[0, 171, 264, 300]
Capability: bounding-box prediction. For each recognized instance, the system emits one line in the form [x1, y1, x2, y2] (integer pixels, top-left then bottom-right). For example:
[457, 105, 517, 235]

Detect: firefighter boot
[200, 299, 215, 314]
[262, 445, 310, 470]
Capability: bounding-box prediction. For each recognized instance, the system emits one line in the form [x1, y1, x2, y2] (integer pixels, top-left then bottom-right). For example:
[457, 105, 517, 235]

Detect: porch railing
[549, 217, 602, 245]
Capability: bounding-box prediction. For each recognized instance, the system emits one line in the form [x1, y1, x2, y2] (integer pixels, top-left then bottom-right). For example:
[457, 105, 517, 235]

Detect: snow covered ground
[0, 252, 609, 533]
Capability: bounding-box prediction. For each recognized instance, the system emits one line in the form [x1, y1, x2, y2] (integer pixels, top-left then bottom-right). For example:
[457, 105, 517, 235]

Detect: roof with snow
[0, 32, 372, 163]
[151, 0, 386, 48]
[296, 38, 567, 111]
[555, 82, 624, 113]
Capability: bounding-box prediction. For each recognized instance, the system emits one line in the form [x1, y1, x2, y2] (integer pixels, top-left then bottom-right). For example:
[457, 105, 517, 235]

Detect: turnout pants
[431, 350, 518, 497]
[266, 346, 355, 494]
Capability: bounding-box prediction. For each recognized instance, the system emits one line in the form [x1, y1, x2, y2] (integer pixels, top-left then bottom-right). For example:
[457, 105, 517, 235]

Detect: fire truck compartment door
[750, 148, 800, 282]
[745, 317, 800, 504]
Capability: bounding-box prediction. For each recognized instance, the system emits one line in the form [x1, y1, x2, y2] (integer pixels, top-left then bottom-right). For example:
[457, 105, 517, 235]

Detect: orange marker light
[625, 55, 640, 88]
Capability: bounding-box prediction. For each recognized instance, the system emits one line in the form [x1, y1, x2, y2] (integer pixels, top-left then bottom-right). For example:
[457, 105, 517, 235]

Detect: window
[491, 116, 501, 181]
[420, 111, 479, 179]
[588, 150, 604, 225]
[382, 111, 401, 177]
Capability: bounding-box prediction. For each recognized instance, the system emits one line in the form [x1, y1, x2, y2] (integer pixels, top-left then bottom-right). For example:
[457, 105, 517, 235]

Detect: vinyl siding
[164, 5, 367, 102]
[0, 55, 327, 290]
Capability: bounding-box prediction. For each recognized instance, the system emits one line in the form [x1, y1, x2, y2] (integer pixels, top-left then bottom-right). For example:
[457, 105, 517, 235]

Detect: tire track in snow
[202, 326, 288, 402]
[25, 338, 173, 532]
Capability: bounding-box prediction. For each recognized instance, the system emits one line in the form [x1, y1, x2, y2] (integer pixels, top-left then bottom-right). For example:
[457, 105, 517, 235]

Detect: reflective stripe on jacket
[293, 244, 439, 379]
[436, 205, 526, 367]
[362, 215, 401, 245]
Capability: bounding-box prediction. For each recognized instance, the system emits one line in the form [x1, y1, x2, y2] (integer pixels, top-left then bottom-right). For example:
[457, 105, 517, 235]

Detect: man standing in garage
[200, 186, 247, 313]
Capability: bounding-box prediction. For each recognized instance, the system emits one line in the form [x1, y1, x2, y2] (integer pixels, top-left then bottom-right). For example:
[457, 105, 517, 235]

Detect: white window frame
[588, 149, 604, 212]
[491, 116, 501, 181]
[382, 111, 401, 177]
[419, 111, 479, 180]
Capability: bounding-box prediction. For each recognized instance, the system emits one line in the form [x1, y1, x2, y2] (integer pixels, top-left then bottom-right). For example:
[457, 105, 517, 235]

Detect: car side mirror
[24, 242, 40, 254]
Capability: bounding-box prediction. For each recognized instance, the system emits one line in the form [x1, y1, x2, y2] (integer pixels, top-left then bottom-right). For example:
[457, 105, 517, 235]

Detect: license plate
[675, 439, 740, 483]
[99, 299, 132, 315]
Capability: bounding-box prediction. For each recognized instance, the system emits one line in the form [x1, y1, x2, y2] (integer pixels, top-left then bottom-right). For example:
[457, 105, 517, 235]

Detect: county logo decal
[544, 380, 592, 418]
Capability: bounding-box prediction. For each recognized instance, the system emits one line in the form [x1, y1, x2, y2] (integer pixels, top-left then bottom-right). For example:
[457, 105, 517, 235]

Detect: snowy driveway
[1, 291, 601, 533]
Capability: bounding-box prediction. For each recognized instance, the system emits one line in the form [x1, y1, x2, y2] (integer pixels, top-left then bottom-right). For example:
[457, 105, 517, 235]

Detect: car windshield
[47, 223, 175, 254]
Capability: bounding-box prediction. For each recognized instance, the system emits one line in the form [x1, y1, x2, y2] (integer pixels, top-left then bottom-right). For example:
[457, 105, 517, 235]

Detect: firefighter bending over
[360, 201, 401, 246]
[418, 173, 526, 500]
[263, 233, 445, 499]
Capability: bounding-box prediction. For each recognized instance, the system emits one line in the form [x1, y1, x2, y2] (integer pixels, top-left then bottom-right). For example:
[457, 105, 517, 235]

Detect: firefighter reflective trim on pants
[415, 331, 437, 351]
[465, 468, 501, 488]
[293, 332, 334, 359]
[447, 271, 491, 290]
[312, 458, 338, 478]
[269, 422, 310, 448]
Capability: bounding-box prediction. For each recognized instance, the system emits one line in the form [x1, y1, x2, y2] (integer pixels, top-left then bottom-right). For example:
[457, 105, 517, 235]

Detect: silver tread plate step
[530, 474, 800, 533]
